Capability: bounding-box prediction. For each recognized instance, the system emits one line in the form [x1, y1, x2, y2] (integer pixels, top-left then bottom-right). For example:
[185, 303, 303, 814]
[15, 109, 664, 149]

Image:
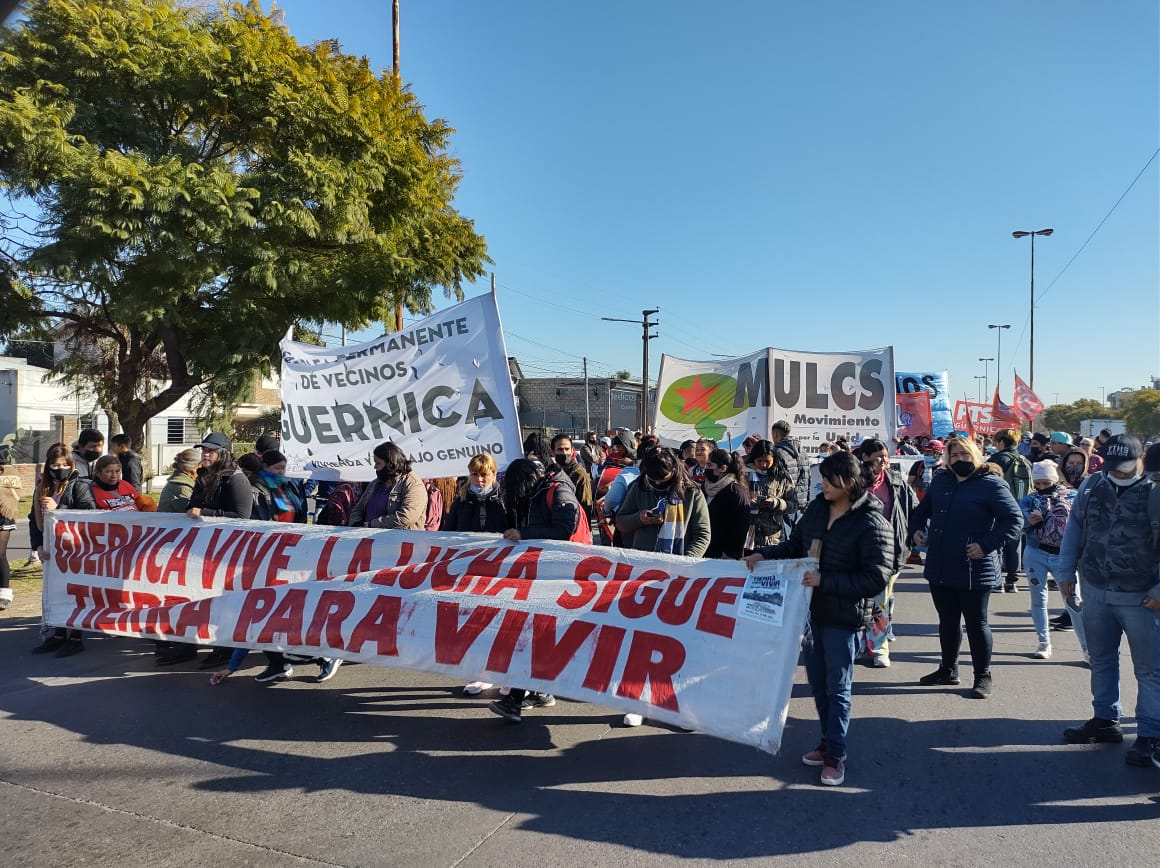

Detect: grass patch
[7, 559, 42, 596]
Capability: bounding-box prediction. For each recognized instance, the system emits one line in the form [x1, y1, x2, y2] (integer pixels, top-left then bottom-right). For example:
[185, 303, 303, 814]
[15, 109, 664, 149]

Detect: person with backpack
[551, 433, 595, 522]
[771, 420, 810, 526]
[991, 429, 1033, 593]
[486, 457, 584, 723]
[348, 442, 428, 530]
[1059, 435, 1160, 768]
[1019, 461, 1075, 660]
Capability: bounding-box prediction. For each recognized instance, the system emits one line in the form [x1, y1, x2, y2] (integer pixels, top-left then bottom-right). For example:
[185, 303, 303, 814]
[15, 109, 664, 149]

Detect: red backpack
[422, 480, 444, 531]
[546, 482, 592, 544]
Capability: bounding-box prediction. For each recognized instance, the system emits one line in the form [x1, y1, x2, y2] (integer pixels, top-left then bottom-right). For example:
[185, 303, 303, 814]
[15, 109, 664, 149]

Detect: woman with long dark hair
[31, 443, 96, 656]
[702, 448, 750, 559]
[744, 451, 892, 787]
[745, 439, 797, 550]
[908, 435, 1022, 699]
[348, 441, 428, 529]
[186, 433, 253, 520]
[615, 446, 710, 558]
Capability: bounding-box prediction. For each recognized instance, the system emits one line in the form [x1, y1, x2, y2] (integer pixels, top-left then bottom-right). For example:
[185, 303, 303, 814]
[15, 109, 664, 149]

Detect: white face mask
[1107, 471, 1142, 487]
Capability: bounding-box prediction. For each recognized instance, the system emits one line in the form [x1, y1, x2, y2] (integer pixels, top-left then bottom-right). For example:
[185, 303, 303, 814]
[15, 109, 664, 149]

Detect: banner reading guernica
[279, 294, 523, 480]
[42, 511, 811, 755]
[654, 347, 895, 458]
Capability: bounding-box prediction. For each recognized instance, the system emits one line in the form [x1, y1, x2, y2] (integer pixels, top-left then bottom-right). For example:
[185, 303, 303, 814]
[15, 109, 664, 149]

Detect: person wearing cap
[1059, 434, 1160, 767]
[1019, 461, 1076, 661]
[1049, 431, 1072, 460]
[908, 435, 1023, 699]
[1028, 432, 1054, 464]
[187, 433, 253, 520]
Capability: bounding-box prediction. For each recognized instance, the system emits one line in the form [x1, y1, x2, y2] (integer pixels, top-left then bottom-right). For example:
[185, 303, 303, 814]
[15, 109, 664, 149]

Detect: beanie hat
[1031, 461, 1058, 482]
[255, 432, 281, 454]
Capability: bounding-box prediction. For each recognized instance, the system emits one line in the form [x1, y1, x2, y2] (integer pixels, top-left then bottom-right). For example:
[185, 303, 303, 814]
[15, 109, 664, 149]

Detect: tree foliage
[1039, 399, 1119, 435]
[1120, 390, 1160, 438]
[0, 0, 488, 447]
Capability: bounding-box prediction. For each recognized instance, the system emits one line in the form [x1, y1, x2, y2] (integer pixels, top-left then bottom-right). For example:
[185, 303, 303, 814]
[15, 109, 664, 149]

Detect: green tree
[1039, 398, 1118, 434]
[1120, 390, 1160, 438]
[0, 0, 487, 448]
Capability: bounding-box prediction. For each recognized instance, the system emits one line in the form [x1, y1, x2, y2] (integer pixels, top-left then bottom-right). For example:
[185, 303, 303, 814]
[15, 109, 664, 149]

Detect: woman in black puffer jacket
[744, 451, 892, 788]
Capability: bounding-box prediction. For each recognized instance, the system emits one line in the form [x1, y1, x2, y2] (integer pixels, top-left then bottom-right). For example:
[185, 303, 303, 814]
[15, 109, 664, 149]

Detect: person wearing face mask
[615, 446, 710, 559]
[251, 450, 307, 523]
[744, 440, 797, 550]
[442, 453, 506, 534]
[743, 451, 893, 787]
[30, 443, 96, 656]
[71, 428, 105, 481]
[349, 441, 429, 530]
[1059, 434, 1160, 768]
[908, 435, 1023, 699]
[551, 434, 595, 522]
[1028, 432, 1055, 465]
[1018, 461, 1076, 661]
[701, 448, 751, 559]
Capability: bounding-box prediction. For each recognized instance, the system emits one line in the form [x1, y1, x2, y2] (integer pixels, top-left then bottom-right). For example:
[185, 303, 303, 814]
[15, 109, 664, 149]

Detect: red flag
[991, 386, 1021, 426]
[896, 391, 932, 438]
[1012, 373, 1045, 420]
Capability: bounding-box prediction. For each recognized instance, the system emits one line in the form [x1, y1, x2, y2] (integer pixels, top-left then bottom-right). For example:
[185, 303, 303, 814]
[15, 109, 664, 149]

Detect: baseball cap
[927, 439, 945, 451]
[1050, 431, 1071, 445]
[1031, 432, 1050, 445]
[1098, 433, 1143, 472]
[599, 435, 612, 447]
[196, 432, 232, 452]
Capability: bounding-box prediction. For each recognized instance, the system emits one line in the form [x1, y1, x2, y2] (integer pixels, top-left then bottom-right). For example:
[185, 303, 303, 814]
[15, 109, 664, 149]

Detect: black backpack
[776, 441, 810, 518]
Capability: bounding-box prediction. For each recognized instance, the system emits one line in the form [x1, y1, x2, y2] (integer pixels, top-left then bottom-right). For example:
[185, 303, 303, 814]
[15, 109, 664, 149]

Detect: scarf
[654, 489, 687, 556]
[260, 469, 303, 518]
[702, 474, 732, 502]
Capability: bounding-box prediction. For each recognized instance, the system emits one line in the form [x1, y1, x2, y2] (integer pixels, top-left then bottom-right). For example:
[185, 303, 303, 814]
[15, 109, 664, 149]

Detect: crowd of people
[10, 418, 1160, 784]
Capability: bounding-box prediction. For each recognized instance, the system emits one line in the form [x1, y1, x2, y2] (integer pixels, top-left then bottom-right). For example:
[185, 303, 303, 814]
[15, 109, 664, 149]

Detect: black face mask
[376, 467, 392, 483]
[83, 449, 103, 461]
[950, 460, 974, 477]
[704, 468, 723, 483]
[646, 476, 673, 491]
[49, 467, 72, 483]
[554, 454, 570, 468]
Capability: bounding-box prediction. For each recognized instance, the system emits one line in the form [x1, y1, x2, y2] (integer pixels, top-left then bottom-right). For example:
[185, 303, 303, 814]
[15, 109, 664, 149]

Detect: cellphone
[646, 509, 661, 519]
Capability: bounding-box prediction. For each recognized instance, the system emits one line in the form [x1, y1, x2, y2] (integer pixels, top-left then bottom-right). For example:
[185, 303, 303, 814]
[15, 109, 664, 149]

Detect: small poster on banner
[740, 569, 786, 626]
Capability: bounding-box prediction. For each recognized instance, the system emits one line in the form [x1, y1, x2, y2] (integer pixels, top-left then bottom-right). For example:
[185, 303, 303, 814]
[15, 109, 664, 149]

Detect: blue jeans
[1022, 546, 1057, 643]
[803, 621, 857, 760]
[1082, 587, 1160, 737]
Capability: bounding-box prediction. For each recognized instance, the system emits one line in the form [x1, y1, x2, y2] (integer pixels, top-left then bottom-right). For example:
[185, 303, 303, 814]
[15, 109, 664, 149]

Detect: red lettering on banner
[232, 588, 278, 642]
[105, 522, 130, 577]
[346, 538, 375, 576]
[316, 535, 339, 580]
[144, 603, 174, 636]
[81, 521, 107, 576]
[581, 625, 627, 693]
[695, 577, 744, 638]
[656, 577, 709, 626]
[434, 601, 501, 664]
[164, 529, 197, 587]
[480, 573, 531, 601]
[617, 569, 670, 619]
[305, 589, 356, 648]
[347, 595, 401, 656]
[222, 531, 258, 590]
[484, 609, 529, 673]
[237, 531, 281, 588]
[64, 582, 92, 626]
[557, 556, 610, 609]
[256, 588, 308, 645]
[430, 547, 482, 591]
[263, 534, 301, 586]
[529, 614, 596, 680]
[394, 545, 452, 590]
[591, 562, 635, 613]
[174, 598, 212, 640]
[202, 528, 248, 590]
[144, 529, 181, 585]
[616, 630, 685, 711]
[463, 545, 517, 594]
[126, 527, 164, 582]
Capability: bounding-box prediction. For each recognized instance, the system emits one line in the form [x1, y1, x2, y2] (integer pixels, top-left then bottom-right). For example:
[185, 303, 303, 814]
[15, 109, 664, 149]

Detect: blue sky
[272, 0, 1159, 408]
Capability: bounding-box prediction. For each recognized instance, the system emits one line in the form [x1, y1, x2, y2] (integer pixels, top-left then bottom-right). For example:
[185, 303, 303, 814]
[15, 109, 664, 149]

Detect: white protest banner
[279, 293, 522, 481]
[654, 347, 895, 458]
[42, 511, 811, 756]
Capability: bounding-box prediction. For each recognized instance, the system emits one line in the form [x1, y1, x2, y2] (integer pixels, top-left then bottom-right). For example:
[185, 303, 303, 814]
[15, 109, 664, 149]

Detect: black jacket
[118, 450, 144, 489]
[442, 484, 507, 533]
[872, 468, 919, 573]
[704, 481, 750, 559]
[758, 492, 892, 629]
[512, 468, 581, 541]
[189, 467, 254, 519]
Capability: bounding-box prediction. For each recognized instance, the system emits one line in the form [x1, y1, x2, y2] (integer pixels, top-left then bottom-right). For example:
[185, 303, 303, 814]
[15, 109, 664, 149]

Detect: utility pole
[602, 309, 659, 433]
[583, 357, 591, 432]
[392, 0, 404, 333]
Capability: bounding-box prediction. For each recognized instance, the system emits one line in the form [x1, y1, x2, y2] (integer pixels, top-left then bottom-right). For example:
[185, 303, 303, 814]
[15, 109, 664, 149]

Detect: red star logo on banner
[675, 376, 719, 415]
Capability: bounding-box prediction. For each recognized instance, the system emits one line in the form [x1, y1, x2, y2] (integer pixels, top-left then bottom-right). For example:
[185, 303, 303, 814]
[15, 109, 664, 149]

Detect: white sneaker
[498, 686, 511, 696]
[1032, 641, 1052, 660]
[463, 681, 493, 695]
[623, 713, 644, 727]
[0, 587, 12, 610]
[23, 553, 40, 566]
[871, 652, 891, 668]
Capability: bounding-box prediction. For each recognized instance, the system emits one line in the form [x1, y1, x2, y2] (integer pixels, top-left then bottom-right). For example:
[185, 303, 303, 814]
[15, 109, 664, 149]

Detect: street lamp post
[1012, 228, 1054, 390]
[1100, 385, 1106, 406]
[974, 375, 986, 403]
[987, 325, 1010, 397]
[978, 357, 994, 398]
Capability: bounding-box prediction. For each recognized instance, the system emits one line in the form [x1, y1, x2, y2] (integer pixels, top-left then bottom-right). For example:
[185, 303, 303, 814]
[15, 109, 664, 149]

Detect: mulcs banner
[279, 294, 523, 481]
[894, 370, 954, 438]
[654, 347, 896, 458]
[42, 511, 812, 756]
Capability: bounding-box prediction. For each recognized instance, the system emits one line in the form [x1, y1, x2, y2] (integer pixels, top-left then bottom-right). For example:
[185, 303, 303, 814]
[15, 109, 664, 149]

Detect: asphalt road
[2, 565, 1157, 867]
